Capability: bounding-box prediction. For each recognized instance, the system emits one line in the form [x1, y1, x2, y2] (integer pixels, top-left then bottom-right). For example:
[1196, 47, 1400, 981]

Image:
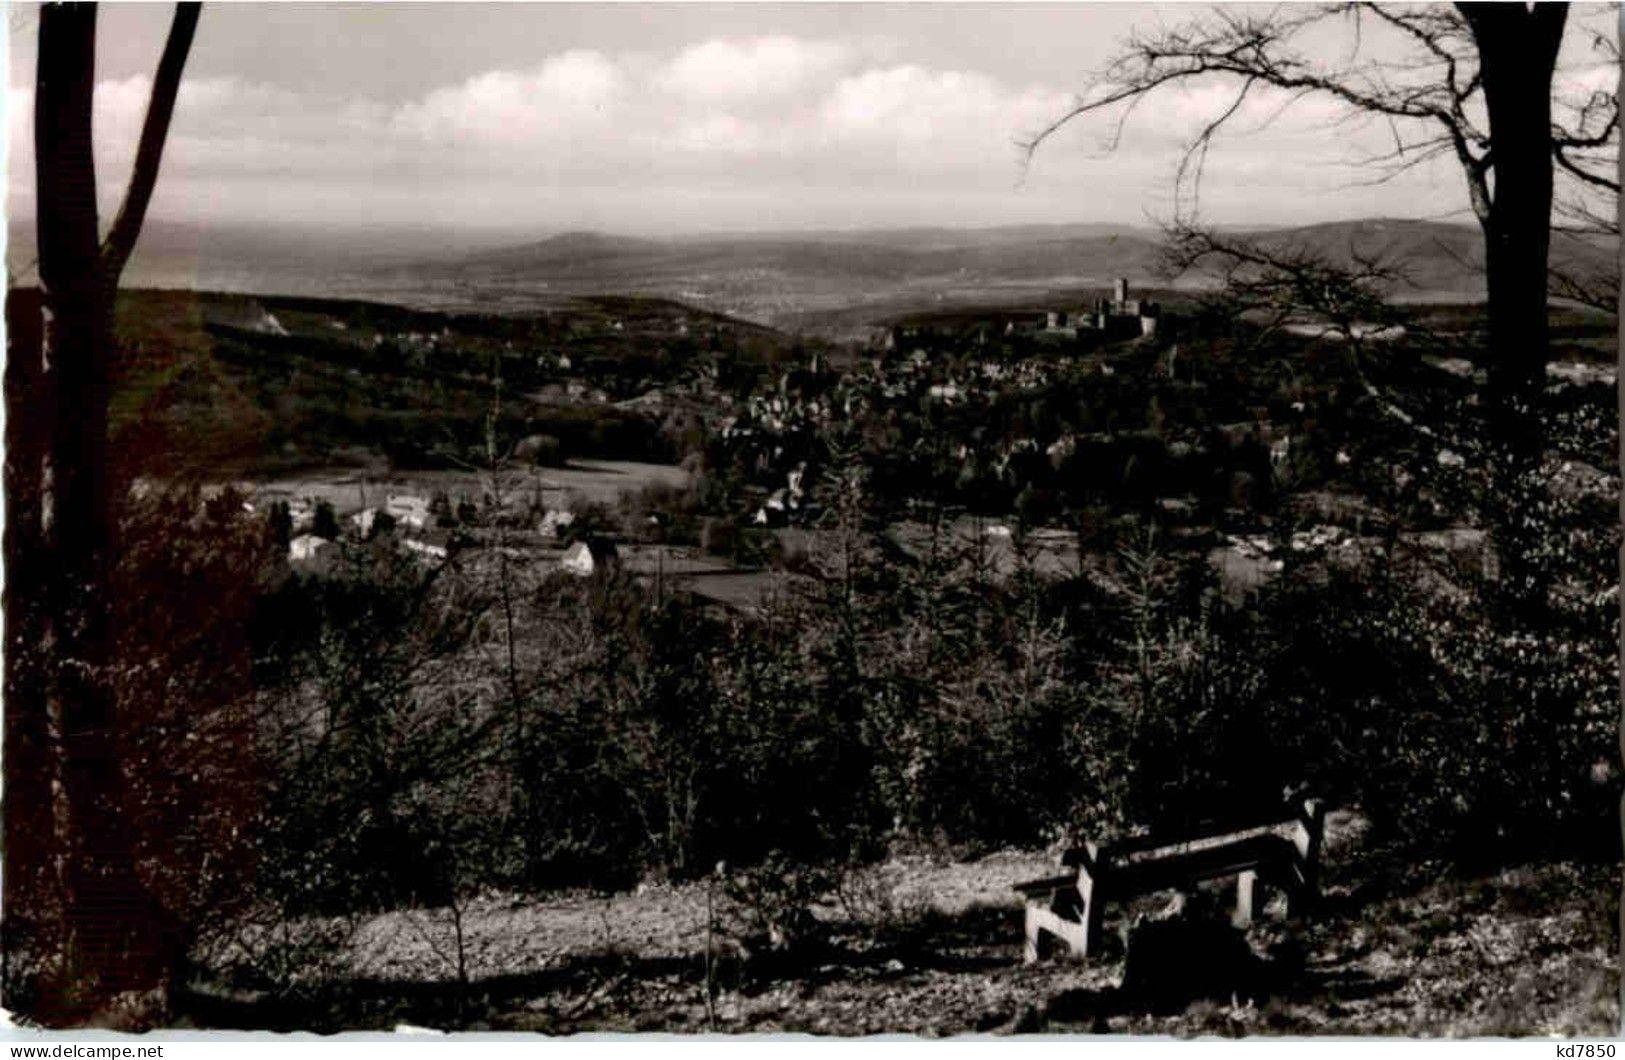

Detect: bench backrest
[1063, 797, 1325, 872]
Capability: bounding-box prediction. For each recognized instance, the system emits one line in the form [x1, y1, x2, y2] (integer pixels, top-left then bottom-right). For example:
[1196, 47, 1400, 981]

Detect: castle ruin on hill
[1043, 277, 1160, 340]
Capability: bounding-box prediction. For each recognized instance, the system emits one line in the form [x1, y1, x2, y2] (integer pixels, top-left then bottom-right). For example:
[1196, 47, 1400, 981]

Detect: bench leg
[1287, 798, 1325, 919]
[1076, 870, 1103, 959]
[1232, 869, 1261, 928]
[1024, 902, 1091, 962]
[1021, 869, 1107, 963]
[1282, 849, 1320, 919]
[1285, 878, 1317, 919]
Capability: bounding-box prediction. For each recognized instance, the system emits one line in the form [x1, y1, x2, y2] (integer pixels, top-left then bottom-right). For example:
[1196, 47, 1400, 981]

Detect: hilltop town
[131, 264, 1610, 626]
[13, 184, 1622, 1041]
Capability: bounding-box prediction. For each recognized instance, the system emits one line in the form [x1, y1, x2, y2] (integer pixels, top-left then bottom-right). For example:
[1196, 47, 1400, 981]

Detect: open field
[231, 460, 691, 519]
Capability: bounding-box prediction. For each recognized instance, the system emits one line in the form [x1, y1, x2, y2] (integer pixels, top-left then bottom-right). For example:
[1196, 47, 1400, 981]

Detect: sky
[5, 3, 1618, 239]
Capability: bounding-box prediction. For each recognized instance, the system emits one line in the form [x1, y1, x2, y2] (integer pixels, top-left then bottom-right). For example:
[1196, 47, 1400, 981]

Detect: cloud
[7, 32, 1486, 232]
[819, 66, 1071, 160]
[655, 36, 855, 102]
[393, 50, 628, 144]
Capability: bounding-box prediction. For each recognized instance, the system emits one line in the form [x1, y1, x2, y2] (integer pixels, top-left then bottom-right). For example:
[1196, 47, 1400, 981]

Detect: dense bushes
[7, 408, 1615, 1019]
[230, 430, 1612, 912]
[3, 484, 278, 1015]
[234, 441, 1616, 930]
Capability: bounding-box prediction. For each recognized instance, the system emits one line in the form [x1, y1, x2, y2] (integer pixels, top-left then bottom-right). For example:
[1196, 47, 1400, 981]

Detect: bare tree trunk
[1464, 4, 1567, 415]
[34, 6, 156, 1021]
[30, 1, 201, 1023]
[1460, 4, 1568, 629]
[1615, 3, 1624, 1035]
[3, 289, 57, 1005]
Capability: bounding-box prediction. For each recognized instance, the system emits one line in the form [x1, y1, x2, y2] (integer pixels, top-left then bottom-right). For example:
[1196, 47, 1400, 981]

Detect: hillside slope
[177, 840, 1616, 1036]
[11, 217, 1613, 330]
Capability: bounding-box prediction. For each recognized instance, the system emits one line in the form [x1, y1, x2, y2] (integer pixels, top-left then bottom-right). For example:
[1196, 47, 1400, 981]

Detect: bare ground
[181, 818, 1619, 1036]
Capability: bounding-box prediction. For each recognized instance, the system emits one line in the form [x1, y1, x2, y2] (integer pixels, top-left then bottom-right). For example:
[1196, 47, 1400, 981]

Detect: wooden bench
[1015, 796, 1325, 963]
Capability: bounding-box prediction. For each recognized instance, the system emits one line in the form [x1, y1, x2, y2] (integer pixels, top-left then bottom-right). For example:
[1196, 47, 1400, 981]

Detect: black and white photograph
[3, 0, 1622, 1039]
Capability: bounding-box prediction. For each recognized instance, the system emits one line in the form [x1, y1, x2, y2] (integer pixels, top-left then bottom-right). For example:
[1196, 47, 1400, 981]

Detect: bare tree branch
[1027, 2, 1613, 247]
[1022, 4, 1498, 225]
[1162, 223, 1469, 449]
[99, 2, 201, 285]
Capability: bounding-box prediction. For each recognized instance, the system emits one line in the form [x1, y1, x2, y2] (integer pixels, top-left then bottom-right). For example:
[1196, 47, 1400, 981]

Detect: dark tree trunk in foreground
[1459, 4, 1569, 626]
[1615, 2, 1624, 1036]
[34, 3, 159, 1021]
[3, 289, 55, 1007]
[1463, 4, 1567, 414]
[22, 1, 201, 1024]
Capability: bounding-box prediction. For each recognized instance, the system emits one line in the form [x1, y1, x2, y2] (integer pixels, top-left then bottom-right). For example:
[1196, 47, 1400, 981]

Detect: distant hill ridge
[434, 218, 1539, 298]
[8, 216, 1613, 322]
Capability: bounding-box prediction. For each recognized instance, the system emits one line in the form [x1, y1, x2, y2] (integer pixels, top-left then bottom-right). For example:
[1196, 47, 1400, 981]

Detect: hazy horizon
[11, 2, 1612, 240]
[8, 211, 1487, 254]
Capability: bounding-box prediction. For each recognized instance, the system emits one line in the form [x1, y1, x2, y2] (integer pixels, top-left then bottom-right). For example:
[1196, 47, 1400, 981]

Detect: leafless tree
[17, 1, 202, 1024]
[1550, 22, 1619, 316]
[1160, 226, 1452, 446]
[1025, 2, 1610, 624]
[1027, 4, 1606, 430]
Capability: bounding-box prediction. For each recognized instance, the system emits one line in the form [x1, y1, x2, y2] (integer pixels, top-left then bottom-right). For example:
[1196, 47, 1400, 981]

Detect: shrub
[718, 853, 837, 957]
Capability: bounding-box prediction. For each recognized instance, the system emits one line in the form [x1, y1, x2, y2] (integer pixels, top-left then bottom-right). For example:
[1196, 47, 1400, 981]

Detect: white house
[386, 493, 430, 530]
[560, 540, 601, 577]
[402, 538, 449, 563]
[288, 534, 332, 563]
[540, 509, 576, 540]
